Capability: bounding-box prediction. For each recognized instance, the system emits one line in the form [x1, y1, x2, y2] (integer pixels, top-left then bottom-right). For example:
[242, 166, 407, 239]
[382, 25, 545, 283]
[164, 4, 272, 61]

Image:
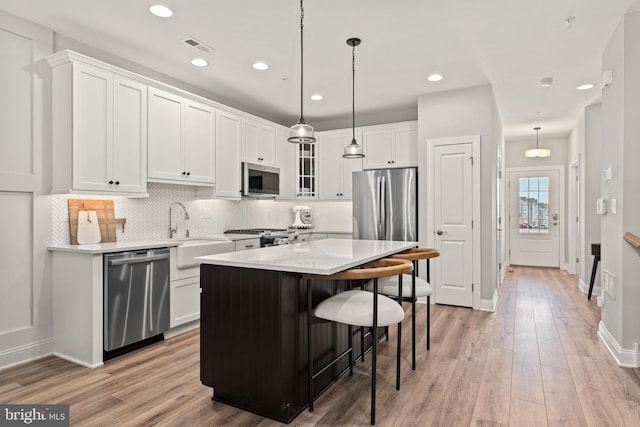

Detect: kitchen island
[197, 239, 416, 423]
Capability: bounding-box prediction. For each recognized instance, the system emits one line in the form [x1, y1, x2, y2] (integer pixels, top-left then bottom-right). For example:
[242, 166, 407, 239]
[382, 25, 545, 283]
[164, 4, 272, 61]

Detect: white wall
[417, 84, 500, 303]
[599, 10, 640, 366]
[0, 11, 53, 368]
[584, 104, 602, 292]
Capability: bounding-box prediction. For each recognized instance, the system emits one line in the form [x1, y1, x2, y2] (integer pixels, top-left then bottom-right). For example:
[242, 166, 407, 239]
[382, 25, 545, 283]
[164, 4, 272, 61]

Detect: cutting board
[77, 210, 101, 244]
[68, 199, 126, 245]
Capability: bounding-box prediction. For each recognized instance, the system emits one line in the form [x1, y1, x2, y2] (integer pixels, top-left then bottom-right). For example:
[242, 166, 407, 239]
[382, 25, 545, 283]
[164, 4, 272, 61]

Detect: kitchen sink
[175, 239, 235, 269]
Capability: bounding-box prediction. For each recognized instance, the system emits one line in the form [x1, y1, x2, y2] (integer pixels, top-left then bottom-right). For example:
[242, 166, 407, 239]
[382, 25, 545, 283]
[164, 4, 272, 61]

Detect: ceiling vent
[182, 37, 215, 54]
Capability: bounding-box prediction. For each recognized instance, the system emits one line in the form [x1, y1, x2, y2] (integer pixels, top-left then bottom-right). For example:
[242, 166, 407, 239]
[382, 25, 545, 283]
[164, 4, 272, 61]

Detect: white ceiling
[0, 0, 637, 139]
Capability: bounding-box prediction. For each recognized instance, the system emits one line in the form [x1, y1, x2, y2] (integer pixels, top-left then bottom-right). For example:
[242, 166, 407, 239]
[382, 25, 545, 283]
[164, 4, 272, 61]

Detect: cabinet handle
[182, 171, 186, 175]
[392, 160, 395, 164]
[387, 161, 391, 164]
[108, 180, 114, 185]
[245, 244, 255, 248]
[115, 181, 120, 185]
[187, 172, 191, 176]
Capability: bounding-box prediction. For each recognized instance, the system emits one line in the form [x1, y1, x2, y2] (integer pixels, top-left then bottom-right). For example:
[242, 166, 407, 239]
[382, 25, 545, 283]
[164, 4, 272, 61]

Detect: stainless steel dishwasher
[104, 248, 170, 355]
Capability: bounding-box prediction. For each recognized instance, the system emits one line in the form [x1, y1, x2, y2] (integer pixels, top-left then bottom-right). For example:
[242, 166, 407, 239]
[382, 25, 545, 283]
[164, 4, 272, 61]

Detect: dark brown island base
[198, 239, 417, 423]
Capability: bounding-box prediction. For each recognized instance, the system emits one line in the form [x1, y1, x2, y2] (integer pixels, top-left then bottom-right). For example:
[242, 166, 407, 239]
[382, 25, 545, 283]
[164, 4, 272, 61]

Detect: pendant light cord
[352, 42, 356, 143]
[299, 0, 305, 123]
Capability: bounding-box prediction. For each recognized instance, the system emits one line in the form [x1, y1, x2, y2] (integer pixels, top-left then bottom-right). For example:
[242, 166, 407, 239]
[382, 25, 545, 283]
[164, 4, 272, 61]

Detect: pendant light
[288, 0, 316, 143]
[343, 38, 364, 158]
[525, 126, 550, 158]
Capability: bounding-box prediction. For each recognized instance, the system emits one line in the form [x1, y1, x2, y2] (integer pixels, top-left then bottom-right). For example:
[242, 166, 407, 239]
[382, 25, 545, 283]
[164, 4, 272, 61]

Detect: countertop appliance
[225, 228, 291, 247]
[242, 162, 280, 197]
[352, 167, 417, 241]
[292, 205, 312, 228]
[103, 247, 170, 357]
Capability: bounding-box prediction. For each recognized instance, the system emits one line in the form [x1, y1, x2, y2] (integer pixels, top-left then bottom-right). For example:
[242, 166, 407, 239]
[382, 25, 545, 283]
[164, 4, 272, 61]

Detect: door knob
[436, 230, 444, 236]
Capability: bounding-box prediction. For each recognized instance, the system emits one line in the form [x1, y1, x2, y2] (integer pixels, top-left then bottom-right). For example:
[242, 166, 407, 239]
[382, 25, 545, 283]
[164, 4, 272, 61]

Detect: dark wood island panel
[200, 264, 375, 423]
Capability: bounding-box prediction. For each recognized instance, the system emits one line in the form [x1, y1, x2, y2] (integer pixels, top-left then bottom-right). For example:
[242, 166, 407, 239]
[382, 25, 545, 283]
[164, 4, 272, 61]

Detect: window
[518, 176, 549, 234]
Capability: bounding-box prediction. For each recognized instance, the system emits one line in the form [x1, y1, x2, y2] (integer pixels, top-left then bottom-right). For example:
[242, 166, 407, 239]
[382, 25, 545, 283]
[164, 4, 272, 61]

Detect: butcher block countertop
[197, 238, 417, 275]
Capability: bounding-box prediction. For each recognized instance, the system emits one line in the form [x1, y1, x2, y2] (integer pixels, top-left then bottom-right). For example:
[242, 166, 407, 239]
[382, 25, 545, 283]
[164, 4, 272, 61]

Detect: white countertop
[197, 239, 417, 275]
[48, 240, 181, 254]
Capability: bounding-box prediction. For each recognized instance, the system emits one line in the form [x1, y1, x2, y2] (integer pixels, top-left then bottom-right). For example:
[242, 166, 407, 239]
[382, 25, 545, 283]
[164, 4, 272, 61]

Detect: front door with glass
[509, 169, 560, 267]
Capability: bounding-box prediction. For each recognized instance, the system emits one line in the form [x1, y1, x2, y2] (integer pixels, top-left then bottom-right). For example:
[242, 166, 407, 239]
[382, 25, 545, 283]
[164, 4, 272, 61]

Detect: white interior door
[509, 169, 560, 267]
[433, 143, 474, 307]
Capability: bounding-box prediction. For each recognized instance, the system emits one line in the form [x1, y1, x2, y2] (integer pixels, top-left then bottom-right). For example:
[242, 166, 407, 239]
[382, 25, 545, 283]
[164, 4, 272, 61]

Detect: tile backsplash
[52, 183, 352, 245]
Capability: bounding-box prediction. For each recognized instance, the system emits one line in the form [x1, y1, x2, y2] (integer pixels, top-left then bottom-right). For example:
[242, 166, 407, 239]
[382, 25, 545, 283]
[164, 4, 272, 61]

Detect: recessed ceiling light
[576, 83, 595, 91]
[310, 94, 323, 101]
[253, 62, 269, 70]
[427, 73, 444, 82]
[149, 5, 174, 18]
[191, 58, 208, 67]
[540, 77, 554, 87]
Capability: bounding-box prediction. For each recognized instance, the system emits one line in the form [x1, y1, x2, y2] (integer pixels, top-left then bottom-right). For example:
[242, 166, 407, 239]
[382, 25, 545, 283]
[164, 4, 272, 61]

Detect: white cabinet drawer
[235, 238, 261, 251]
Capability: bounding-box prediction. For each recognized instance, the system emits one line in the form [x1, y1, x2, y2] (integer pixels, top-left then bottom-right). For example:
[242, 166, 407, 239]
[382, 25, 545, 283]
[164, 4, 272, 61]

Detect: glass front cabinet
[297, 142, 317, 198]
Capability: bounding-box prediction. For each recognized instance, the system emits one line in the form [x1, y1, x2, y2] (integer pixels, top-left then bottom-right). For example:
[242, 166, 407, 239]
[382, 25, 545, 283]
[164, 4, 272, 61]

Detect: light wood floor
[2, 266, 640, 426]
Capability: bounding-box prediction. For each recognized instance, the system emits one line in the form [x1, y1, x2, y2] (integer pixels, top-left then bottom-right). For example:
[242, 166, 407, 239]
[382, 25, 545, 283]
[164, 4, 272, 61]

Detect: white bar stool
[303, 257, 413, 425]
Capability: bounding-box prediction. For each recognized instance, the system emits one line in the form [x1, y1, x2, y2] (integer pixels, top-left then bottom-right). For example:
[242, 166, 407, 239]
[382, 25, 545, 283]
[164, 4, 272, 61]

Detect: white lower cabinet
[170, 276, 200, 328]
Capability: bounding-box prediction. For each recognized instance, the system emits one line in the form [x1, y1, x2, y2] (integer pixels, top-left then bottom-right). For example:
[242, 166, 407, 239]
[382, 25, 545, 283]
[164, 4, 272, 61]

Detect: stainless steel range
[224, 228, 292, 247]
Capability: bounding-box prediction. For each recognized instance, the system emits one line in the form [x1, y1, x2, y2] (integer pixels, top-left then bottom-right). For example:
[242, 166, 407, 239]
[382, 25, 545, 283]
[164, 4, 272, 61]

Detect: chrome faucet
[169, 202, 190, 239]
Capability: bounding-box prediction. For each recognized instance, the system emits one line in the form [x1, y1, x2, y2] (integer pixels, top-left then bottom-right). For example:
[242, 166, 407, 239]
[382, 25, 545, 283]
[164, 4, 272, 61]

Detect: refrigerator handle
[380, 176, 387, 238]
[376, 176, 382, 238]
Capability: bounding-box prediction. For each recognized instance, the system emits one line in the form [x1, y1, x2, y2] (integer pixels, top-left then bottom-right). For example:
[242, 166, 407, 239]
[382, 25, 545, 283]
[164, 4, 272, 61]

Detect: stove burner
[224, 228, 287, 235]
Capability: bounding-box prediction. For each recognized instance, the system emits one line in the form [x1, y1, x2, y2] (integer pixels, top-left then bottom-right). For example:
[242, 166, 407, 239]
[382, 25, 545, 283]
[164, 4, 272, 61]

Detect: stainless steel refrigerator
[352, 167, 417, 241]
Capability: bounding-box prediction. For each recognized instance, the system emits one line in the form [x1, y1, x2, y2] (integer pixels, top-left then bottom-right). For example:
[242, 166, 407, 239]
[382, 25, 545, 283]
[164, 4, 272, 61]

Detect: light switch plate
[603, 270, 615, 300]
[609, 198, 617, 214]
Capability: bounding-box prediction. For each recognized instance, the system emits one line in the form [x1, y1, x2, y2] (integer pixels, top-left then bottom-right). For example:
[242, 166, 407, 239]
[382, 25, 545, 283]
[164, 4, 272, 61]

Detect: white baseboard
[53, 352, 103, 369]
[165, 320, 200, 339]
[0, 339, 54, 371]
[578, 277, 601, 298]
[479, 287, 498, 312]
[563, 263, 571, 273]
[598, 321, 640, 368]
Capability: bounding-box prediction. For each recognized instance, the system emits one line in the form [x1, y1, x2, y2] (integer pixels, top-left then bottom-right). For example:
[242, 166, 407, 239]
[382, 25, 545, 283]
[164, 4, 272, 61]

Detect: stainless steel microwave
[242, 162, 280, 197]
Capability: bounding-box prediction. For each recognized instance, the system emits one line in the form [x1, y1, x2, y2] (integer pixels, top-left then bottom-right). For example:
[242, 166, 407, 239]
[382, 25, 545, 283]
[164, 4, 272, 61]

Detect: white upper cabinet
[215, 109, 242, 199]
[276, 129, 296, 200]
[318, 130, 362, 200]
[362, 122, 418, 169]
[148, 87, 215, 185]
[47, 52, 147, 195]
[241, 117, 276, 166]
